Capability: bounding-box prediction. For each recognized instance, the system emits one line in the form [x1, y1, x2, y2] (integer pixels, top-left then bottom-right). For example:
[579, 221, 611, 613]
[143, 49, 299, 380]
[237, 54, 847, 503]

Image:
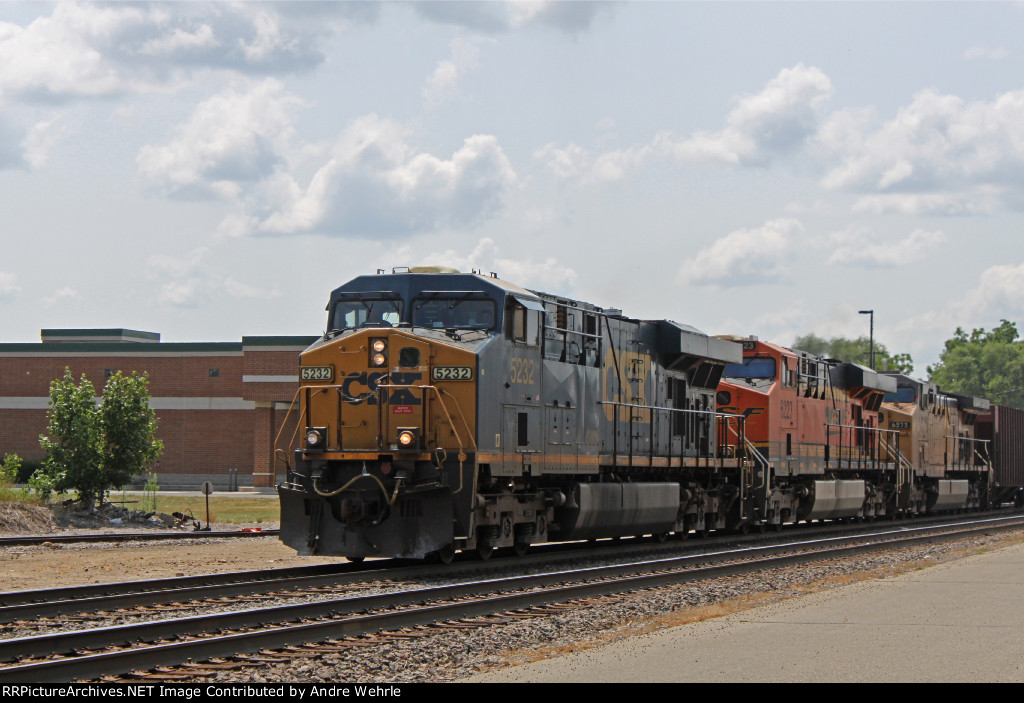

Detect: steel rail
[1, 515, 1023, 683]
[0, 530, 279, 548]
[0, 510, 1014, 622]
[2, 509, 1020, 620]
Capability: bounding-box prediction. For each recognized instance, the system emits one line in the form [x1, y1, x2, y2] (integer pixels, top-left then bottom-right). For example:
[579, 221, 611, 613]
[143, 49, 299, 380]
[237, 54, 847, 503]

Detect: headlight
[397, 428, 419, 450]
[304, 427, 327, 452]
[372, 352, 387, 366]
[372, 339, 386, 353]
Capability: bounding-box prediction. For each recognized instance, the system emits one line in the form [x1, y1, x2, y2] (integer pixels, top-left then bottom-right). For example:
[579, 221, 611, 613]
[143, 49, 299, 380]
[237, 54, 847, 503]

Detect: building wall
[0, 332, 316, 490]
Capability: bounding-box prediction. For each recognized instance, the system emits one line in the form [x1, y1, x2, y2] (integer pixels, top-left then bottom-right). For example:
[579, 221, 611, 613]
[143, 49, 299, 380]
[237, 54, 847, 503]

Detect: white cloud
[962, 261, 1024, 322]
[42, 287, 80, 308]
[850, 190, 1003, 216]
[140, 23, 218, 56]
[818, 88, 1024, 211]
[136, 79, 303, 199]
[21, 115, 64, 170]
[147, 247, 280, 306]
[0, 272, 20, 302]
[827, 227, 946, 268]
[538, 64, 833, 183]
[534, 142, 590, 179]
[413, 1, 616, 34]
[223, 277, 282, 300]
[0, 4, 330, 106]
[964, 44, 1008, 60]
[246, 115, 518, 237]
[157, 279, 202, 307]
[677, 218, 803, 288]
[392, 237, 577, 292]
[423, 36, 484, 109]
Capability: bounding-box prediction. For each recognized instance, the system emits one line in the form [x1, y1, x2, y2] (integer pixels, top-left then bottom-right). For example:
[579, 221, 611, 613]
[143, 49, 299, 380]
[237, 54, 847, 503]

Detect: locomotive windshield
[723, 356, 776, 381]
[329, 293, 402, 331]
[884, 387, 917, 403]
[411, 292, 496, 330]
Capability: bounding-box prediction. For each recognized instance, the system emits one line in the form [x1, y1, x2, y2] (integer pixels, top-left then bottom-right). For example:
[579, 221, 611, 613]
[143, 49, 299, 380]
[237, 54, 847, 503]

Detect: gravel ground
[188, 528, 1024, 683]
[3, 504, 1022, 683]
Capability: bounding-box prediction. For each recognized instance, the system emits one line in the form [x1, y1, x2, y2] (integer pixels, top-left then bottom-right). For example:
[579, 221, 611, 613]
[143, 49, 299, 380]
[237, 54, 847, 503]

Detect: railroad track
[0, 529, 279, 548]
[2, 509, 1012, 628]
[2, 514, 1023, 683]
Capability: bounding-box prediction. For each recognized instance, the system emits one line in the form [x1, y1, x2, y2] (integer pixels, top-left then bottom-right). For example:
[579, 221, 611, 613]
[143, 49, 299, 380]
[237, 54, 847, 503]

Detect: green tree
[100, 371, 163, 498]
[35, 369, 103, 505]
[927, 320, 1024, 410]
[0, 454, 21, 485]
[35, 368, 163, 510]
[791, 334, 914, 374]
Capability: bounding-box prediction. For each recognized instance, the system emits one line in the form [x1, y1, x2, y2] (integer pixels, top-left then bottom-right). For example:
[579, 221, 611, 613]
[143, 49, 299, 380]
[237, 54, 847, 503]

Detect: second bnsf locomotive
[278, 268, 1013, 562]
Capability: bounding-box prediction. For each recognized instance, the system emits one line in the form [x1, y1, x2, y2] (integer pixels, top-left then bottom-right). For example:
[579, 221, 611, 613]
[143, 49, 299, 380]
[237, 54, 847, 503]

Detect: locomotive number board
[889, 421, 911, 429]
[432, 366, 473, 381]
[300, 366, 334, 382]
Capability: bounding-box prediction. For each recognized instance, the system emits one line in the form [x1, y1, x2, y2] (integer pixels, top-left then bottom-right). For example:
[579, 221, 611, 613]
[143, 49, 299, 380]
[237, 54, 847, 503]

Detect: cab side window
[508, 300, 540, 347]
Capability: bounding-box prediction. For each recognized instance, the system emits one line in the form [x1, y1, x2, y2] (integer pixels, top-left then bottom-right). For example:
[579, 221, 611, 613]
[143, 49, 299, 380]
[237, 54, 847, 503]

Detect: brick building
[0, 329, 316, 489]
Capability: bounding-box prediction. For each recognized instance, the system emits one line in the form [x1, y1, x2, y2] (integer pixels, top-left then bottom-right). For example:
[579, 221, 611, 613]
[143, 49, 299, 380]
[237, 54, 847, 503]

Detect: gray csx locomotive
[277, 267, 748, 561]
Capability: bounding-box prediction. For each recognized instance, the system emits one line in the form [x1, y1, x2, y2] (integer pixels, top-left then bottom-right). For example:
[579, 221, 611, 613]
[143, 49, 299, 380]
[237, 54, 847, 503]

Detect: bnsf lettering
[340, 372, 422, 405]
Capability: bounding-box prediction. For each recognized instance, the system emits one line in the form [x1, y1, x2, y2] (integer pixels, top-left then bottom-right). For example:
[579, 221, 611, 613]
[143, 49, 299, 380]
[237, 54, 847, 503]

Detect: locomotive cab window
[411, 292, 497, 330]
[508, 296, 543, 347]
[884, 387, 916, 404]
[330, 295, 402, 330]
[723, 356, 776, 386]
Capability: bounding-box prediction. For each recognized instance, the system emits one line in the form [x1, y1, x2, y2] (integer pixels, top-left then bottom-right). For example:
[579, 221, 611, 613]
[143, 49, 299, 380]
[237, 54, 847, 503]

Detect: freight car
[277, 267, 754, 561]
[977, 404, 1024, 508]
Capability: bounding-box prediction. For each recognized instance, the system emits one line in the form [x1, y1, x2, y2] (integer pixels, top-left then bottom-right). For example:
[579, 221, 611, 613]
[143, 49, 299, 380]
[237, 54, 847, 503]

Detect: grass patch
[0, 485, 49, 506]
[154, 495, 280, 525]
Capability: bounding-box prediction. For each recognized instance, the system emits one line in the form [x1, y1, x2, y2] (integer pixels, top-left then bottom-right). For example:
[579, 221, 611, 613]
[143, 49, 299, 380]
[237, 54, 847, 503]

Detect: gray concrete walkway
[465, 541, 1024, 683]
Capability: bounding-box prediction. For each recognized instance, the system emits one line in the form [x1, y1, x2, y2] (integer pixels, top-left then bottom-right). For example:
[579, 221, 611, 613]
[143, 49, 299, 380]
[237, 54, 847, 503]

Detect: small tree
[36, 368, 163, 510]
[36, 369, 103, 507]
[100, 371, 163, 498]
[0, 453, 21, 485]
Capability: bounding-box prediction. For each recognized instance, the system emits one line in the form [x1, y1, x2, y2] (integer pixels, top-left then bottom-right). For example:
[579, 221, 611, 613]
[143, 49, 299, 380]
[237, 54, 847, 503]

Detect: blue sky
[3, 1, 1024, 375]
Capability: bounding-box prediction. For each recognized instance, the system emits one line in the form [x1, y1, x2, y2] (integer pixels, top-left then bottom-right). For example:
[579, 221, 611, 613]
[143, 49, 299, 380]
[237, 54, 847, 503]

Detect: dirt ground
[0, 500, 340, 591]
[0, 538, 342, 591]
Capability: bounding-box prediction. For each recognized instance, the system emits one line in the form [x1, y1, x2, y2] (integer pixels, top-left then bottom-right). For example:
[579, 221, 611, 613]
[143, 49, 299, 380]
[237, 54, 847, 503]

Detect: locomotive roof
[328, 271, 542, 304]
[830, 362, 898, 394]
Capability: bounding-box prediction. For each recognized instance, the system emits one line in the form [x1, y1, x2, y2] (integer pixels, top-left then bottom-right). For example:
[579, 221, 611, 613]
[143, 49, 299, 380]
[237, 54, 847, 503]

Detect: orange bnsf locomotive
[716, 339, 994, 528]
[277, 269, 1018, 561]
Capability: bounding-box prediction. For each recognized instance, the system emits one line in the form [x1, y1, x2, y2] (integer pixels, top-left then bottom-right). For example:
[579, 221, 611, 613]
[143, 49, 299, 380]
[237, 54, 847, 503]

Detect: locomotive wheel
[476, 544, 494, 561]
[513, 541, 529, 557]
[433, 544, 456, 565]
[655, 531, 669, 543]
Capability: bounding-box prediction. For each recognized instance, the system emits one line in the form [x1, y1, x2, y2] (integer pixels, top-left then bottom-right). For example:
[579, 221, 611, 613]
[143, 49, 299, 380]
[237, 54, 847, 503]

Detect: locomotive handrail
[598, 401, 748, 479]
[597, 400, 744, 418]
[273, 386, 309, 475]
[823, 422, 899, 471]
[943, 435, 992, 471]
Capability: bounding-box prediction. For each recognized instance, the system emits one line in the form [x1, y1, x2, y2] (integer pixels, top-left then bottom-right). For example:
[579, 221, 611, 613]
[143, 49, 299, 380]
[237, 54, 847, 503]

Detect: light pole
[859, 310, 874, 369]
